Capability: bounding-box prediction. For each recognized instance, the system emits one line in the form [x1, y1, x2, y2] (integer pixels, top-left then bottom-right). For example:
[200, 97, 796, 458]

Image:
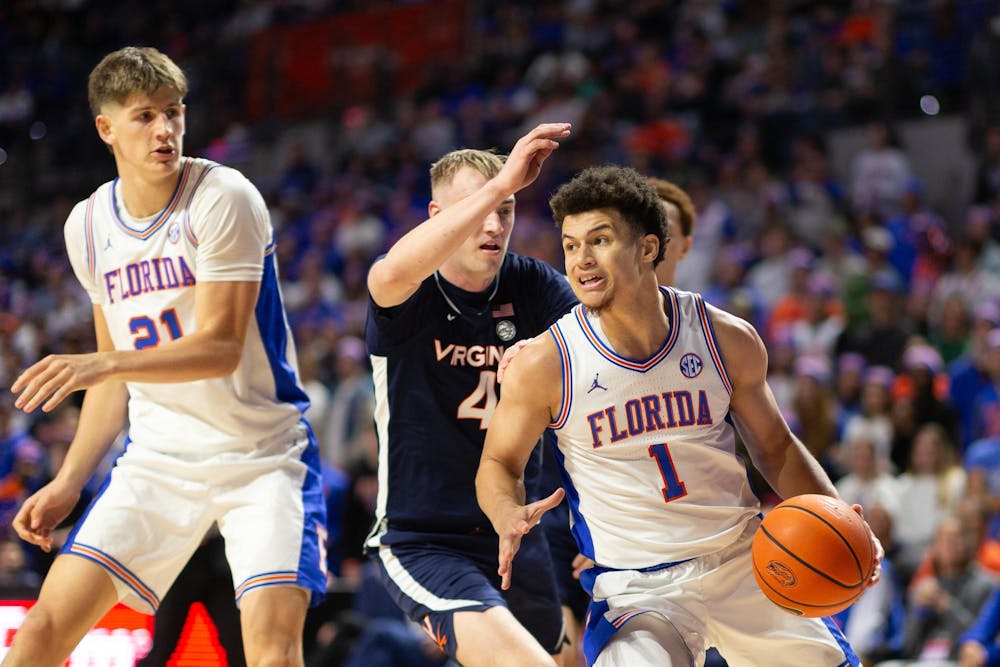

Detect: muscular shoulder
[503, 332, 563, 409]
[704, 302, 767, 383]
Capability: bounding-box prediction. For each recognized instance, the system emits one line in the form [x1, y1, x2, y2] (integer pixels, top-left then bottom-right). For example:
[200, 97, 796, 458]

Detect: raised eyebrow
[562, 223, 614, 242]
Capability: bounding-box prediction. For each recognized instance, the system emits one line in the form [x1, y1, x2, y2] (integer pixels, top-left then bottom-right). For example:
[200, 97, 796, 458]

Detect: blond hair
[429, 149, 504, 198]
[88, 46, 188, 117]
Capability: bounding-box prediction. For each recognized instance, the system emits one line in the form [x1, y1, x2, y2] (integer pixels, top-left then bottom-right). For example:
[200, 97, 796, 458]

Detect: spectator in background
[957, 585, 1000, 667]
[789, 354, 839, 475]
[836, 435, 901, 520]
[952, 308, 1000, 449]
[842, 365, 896, 472]
[834, 352, 869, 436]
[893, 423, 966, 584]
[322, 335, 374, 471]
[883, 517, 997, 667]
[899, 343, 959, 453]
[788, 272, 846, 360]
[837, 504, 906, 666]
[836, 268, 913, 369]
[965, 426, 1000, 543]
[850, 121, 914, 217]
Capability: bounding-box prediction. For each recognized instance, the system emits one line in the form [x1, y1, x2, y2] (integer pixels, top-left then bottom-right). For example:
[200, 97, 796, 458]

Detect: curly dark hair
[550, 165, 669, 266]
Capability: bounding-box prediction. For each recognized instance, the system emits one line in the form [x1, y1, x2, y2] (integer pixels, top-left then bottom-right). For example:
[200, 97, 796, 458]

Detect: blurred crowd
[3, 0, 1000, 665]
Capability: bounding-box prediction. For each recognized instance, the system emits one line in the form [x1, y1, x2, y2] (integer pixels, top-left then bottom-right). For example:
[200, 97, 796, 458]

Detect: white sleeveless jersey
[548, 287, 760, 570]
[64, 157, 306, 457]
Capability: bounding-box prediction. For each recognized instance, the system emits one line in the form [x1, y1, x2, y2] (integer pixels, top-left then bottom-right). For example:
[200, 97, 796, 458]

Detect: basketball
[751, 494, 874, 617]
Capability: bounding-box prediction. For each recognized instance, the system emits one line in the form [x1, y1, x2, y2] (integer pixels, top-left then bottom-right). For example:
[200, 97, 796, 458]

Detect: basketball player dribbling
[477, 165, 883, 666]
[6, 47, 325, 666]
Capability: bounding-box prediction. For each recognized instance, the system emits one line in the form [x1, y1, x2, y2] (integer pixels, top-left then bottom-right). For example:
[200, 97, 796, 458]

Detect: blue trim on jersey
[823, 616, 862, 666]
[61, 457, 116, 553]
[255, 252, 310, 412]
[548, 324, 573, 429]
[547, 430, 595, 560]
[295, 418, 328, 607]
[694, 294, 734, 395]
[583, 598, 613, 666]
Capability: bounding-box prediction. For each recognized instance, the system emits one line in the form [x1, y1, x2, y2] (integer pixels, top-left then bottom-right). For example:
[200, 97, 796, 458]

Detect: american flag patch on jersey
[492, 302, 514, 317]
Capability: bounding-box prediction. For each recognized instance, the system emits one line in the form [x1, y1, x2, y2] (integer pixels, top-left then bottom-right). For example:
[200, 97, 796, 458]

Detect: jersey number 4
[130, 308, 184, 350]
[649, 443, 687, 502]
[457, 370, 498, 430]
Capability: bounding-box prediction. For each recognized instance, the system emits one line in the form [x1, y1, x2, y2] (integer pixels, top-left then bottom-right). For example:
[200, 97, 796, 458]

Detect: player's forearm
[371, 181, 507, 293]
[55, 380, 128, 491]
[760, 439, 839, 500]
[476, 457, 527, 528]
[101, 329, 244, 383]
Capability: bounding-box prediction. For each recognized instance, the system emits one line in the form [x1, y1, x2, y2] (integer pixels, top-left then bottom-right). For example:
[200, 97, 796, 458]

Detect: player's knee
[6, 605, 71, 664]
[242, 632, 302, 667]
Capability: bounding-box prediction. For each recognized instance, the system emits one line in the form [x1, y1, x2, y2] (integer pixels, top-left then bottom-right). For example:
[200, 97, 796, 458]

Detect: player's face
[436, 166, 515, 289]
[657, 201, 691, 285]
[561, 209, 657, 312]
[96, 86, 185, 181]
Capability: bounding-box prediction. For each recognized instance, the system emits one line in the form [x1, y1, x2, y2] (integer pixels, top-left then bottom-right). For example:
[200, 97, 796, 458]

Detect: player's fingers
[42, 383, 73, 413]
[533, 488, 565, 517]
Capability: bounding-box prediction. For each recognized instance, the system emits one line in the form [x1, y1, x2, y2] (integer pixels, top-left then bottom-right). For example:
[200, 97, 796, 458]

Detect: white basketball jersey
[64, 157, 306, 457]
[548, 287, 760, 570]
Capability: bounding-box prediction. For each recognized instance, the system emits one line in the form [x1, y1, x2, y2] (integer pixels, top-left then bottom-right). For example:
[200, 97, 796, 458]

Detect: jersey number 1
[648, 443, 687, 502]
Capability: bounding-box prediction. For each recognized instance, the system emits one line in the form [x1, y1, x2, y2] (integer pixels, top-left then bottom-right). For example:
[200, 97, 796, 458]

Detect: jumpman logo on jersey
[104, 235, 112, 251]
[588, 373, 607, 393]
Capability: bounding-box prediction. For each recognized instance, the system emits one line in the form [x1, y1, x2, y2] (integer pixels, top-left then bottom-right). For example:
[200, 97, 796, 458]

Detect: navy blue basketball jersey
[365, 252, 578, 545]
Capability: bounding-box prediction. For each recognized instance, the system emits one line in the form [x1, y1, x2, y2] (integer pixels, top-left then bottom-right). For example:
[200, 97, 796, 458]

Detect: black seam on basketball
[753, 560, 863, 610]
[770, 505, 866, 581]
[759, 522, 863, 589]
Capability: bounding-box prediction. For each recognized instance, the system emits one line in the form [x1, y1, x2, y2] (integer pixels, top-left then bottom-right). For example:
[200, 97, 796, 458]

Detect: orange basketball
[751, 494, 874, 618]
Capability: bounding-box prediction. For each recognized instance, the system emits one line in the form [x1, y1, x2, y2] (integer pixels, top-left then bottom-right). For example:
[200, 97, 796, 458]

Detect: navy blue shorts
[374, 530, 564, 658]
[542, 501, 591, 622]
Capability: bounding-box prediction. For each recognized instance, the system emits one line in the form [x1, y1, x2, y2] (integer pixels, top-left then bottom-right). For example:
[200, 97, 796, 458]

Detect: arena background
[1, 1, 1000, 665]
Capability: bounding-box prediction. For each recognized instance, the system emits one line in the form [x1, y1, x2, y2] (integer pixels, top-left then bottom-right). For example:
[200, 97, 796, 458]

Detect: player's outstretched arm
[368, 123, 571, 308]
[710, 305, 837, 499]
[12, 279, 258, 413]
[710, 304, 883, 584]
[12, 307, 128, 550]
[477, 335, 563, 590]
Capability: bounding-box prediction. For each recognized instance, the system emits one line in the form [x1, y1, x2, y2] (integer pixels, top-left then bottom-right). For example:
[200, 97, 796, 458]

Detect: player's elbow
[206, 339, 244, 377]
[368, 261, 418, 308]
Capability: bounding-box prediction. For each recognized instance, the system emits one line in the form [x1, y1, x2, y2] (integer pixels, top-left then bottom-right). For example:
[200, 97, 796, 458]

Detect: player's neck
[598, 285, 670, 360]
[116, 162, 184, 219]
[437, 265, 496, 294]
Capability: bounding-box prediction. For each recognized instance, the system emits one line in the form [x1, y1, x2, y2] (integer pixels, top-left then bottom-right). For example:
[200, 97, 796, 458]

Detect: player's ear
[642, 234, 659, 264]
[95, 114, 115, 147]
[679, 236, 693, 261]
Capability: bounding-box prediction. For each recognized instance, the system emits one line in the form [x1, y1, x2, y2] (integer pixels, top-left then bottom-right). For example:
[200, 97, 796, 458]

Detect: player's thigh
[65, 459, 216, 613]
[593, 612, 692, 667]
[453, 606, 556, 667]
[375, 541, 503, 658]
[706, 546, 859, 667]
[216, 452, 326, 608]
[554, 605, 583, 667]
